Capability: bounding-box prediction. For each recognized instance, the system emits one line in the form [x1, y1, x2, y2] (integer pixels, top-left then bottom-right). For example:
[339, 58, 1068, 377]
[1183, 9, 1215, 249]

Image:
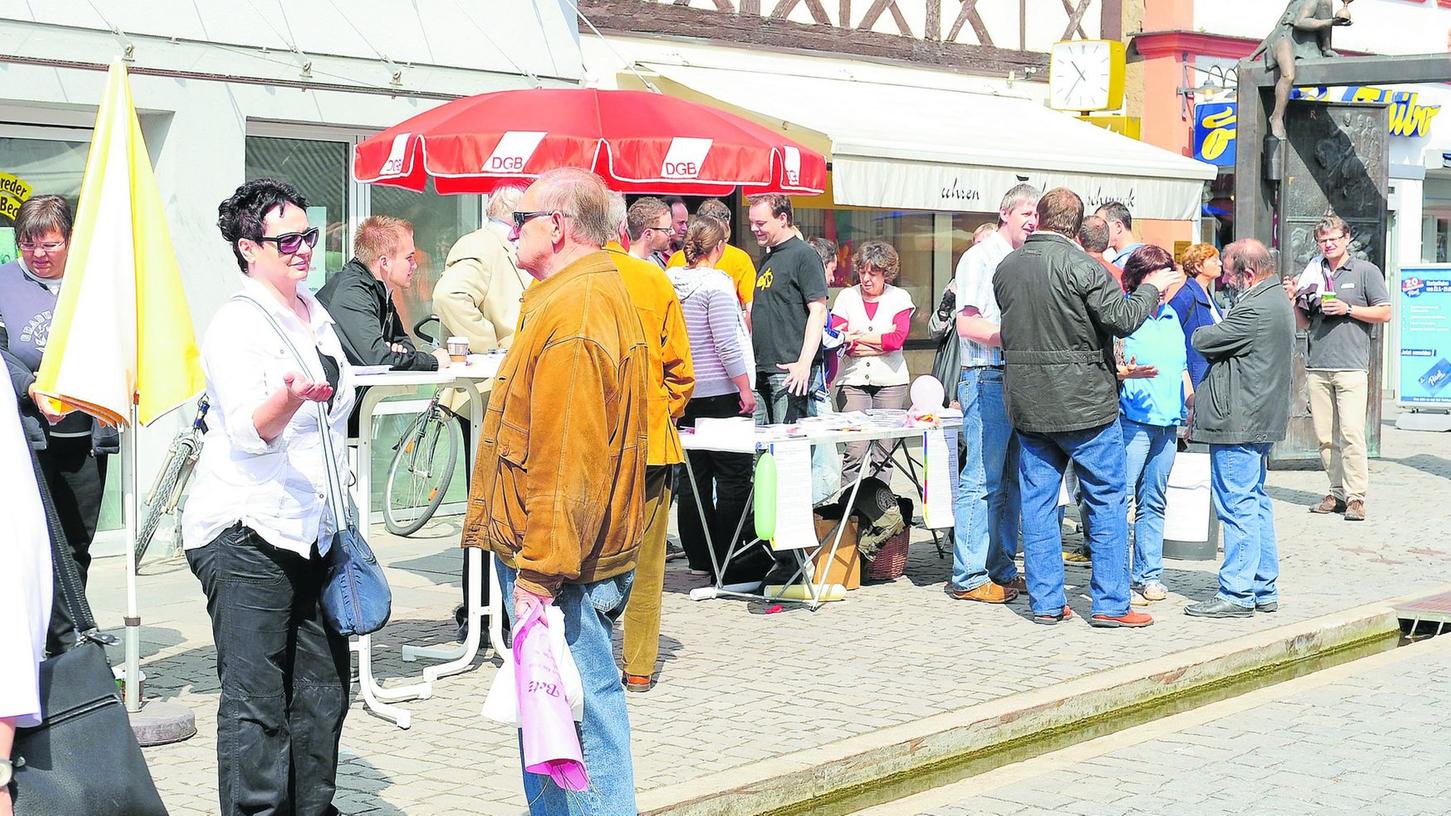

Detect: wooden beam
[925, 0, 940, 42]
[1234, 60, 1275, 249]
[1100, 0, 1122, 42]
[771, 0, 832, 24]
[946, 0, 993, 47]
[1059, 0, 1090, 41]
[1245, 53, 1451, 88]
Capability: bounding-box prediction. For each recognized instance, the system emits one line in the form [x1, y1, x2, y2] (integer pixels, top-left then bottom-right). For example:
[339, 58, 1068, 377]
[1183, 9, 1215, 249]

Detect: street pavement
[878, 631, 1451, 816]
[90, 419, 1451, 815]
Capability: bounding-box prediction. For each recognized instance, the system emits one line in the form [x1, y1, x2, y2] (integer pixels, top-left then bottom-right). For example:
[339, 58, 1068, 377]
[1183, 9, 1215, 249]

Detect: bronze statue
[1250, 0, 1354, 140]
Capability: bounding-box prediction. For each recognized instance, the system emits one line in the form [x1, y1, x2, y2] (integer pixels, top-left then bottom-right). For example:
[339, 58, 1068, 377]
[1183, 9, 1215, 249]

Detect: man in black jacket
[317, 215, 450, 371]
[994, 188, 1182, 628]
[1185, 239, 1294, 619]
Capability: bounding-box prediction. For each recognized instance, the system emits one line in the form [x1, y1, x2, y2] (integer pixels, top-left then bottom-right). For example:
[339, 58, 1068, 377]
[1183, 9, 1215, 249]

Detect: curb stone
[639, 588, 1448, 816]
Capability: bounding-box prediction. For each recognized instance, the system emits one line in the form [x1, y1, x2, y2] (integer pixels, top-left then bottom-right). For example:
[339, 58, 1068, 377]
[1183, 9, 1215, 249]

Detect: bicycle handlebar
[413, 315, 442, 346]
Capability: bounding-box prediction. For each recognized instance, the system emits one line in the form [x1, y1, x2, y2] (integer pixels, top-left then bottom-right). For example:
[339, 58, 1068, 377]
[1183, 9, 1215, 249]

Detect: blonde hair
[683, 215, 727, 266]
[1181, 243, 1220, 277]
[353, 215, 412, 268]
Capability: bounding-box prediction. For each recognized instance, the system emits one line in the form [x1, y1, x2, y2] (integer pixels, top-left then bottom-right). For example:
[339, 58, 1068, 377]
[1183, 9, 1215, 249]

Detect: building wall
[0, 1, 582, 548]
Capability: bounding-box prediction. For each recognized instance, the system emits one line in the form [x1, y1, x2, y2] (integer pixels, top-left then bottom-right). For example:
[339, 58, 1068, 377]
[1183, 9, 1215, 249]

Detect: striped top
[667, 265, 752, 399]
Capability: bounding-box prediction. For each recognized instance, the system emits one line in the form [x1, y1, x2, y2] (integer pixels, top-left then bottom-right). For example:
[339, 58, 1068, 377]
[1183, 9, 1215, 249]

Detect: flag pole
[123, 402, 141, 712]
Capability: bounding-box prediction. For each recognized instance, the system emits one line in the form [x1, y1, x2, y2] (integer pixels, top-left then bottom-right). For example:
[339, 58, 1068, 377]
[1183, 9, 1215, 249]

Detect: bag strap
[230, 295, 352, 531]
[27, 435, 103, 639]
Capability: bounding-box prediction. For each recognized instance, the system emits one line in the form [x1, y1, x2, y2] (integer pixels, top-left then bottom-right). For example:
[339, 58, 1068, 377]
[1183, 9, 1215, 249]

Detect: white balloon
[910, 375, 945, 413]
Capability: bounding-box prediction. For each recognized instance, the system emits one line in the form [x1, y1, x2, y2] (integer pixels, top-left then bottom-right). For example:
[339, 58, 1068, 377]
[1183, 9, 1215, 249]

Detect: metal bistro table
[681, 417, 960, 610]
[349, 368, 503, 728]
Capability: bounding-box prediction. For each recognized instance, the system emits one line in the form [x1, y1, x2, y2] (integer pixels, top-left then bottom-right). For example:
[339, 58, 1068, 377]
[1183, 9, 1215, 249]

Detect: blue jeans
[754, 371, 810, 425]
[1210, 443, 1278, 609]
[950, 367, 1020, 590]
[1120, 417, 1178, 587]
[1018, 423, 1132, 617]
[498, 561, 637, 816]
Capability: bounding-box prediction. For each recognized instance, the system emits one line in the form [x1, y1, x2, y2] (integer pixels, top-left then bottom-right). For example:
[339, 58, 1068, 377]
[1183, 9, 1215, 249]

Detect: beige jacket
[434, 221, 531, 413]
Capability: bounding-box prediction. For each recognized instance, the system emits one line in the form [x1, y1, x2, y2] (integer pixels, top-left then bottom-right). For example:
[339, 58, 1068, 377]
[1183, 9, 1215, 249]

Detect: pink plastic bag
[514, 603, 589, 792]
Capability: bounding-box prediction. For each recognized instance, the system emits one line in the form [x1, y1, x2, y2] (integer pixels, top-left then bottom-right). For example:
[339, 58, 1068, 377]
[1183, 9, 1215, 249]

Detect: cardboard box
[811, 514, 861, 591]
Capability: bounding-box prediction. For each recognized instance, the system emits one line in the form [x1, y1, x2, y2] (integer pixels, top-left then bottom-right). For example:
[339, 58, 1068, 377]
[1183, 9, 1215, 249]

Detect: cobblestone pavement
[91, 420, 1451, 815]
[896, 634, 1451, 816]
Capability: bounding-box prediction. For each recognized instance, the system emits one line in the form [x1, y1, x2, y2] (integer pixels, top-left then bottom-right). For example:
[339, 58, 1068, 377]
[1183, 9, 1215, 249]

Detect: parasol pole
[123, 401, 141, 712]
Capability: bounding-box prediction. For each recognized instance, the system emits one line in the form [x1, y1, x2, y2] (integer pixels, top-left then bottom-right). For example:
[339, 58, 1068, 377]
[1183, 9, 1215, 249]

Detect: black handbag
[12, 444, 169, 816]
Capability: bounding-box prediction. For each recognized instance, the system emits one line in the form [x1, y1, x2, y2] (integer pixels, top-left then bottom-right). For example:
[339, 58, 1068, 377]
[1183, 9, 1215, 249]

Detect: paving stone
[100, 422, 1451, 815]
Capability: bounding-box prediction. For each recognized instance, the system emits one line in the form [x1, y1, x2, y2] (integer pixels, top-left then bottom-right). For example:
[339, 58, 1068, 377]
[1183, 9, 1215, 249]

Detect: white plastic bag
[481, 605, 585, 724]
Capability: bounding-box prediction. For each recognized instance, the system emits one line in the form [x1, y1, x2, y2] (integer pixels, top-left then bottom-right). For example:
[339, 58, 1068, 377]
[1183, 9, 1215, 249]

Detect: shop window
[244, 136, 350, 285]
[0, 133, 89, 259]
[790, 207, 941, 345]
[369, 179, 481, 342]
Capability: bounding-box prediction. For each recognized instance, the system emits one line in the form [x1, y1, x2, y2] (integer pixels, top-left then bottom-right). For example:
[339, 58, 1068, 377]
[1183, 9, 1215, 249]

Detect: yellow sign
[1079, 115, 1141, 140]
[1298, 87, 1442, 138]
[0, 172, 32, 220]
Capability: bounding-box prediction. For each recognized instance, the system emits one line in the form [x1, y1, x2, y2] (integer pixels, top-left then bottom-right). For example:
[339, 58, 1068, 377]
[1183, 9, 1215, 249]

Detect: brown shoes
[1310, 495, 1346, 514]
[949, 582, 1018, 604]
[1344, 499, 1366, 521]
[1089, 610, 1155, 628]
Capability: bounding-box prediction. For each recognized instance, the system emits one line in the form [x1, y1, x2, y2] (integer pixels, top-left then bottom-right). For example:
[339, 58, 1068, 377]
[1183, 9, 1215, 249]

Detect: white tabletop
[681, 418, 960, 453]
[353, 367, 497, 388]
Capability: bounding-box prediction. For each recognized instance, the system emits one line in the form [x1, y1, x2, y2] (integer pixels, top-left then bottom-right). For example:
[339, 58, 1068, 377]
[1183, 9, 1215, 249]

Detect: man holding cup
[1286, 214, 1391, 522]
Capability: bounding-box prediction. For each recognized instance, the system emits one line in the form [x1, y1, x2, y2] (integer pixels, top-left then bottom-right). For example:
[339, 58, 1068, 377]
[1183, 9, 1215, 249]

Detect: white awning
[646, 63, 1218, 221]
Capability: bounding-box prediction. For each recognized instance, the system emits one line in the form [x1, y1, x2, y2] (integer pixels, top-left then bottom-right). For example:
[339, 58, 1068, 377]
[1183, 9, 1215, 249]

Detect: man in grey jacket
[1186, 239, 1294, 619]
[995, 188, 1181, 628]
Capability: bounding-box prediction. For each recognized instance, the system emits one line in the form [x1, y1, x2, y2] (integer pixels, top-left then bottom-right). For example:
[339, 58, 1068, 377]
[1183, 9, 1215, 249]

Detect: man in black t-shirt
[746, 194, 828, 424]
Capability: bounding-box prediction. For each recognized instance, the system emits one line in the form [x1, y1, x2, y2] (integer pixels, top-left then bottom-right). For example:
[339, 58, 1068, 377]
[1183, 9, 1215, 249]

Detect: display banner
[1397, 265, 1451, 406]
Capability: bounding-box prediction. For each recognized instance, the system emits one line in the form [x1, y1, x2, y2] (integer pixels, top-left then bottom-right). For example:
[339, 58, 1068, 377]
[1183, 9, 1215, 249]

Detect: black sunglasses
[257, 227, 320, 256]
[512, 210, 573, 230]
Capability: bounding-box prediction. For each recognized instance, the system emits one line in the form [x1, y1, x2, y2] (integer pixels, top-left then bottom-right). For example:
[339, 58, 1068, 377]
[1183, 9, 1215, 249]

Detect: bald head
[1221, 238, 1275, 288]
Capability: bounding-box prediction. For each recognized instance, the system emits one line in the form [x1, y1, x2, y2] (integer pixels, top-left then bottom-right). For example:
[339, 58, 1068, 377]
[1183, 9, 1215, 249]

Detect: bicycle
[381, 316, 462, 536]
[135, 395, 209, 565]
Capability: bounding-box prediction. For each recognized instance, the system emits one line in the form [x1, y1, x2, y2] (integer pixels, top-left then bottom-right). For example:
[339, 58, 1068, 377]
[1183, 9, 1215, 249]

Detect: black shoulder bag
[12, 444, 169, 816]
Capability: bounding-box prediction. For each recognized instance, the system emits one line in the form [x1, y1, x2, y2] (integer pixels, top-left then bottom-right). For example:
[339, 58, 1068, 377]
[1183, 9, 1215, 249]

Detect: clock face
[1049, 40, 1122, 113]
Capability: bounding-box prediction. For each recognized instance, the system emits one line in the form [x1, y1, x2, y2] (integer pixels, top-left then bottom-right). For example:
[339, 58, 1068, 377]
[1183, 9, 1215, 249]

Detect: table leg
[352, 636, 413, 729]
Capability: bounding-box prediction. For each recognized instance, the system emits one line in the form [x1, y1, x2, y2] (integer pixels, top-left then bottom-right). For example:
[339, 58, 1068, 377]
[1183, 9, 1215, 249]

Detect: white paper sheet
[922, 429, 953, 529]
[692, 417, 757, 453]
[768, 440, 816, 550]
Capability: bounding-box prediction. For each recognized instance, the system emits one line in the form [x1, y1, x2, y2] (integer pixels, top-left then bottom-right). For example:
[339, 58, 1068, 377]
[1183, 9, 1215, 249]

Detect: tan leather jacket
[434, 223, 530, 413]
[460, 251, 650, 597]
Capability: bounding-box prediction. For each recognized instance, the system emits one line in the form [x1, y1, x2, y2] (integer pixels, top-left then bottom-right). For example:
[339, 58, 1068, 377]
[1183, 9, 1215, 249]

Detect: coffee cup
[446, 336, 469, 364]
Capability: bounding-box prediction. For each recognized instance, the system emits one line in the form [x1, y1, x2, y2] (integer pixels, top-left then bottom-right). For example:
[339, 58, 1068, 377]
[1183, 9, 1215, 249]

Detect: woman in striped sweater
[668, 215, 759, 579]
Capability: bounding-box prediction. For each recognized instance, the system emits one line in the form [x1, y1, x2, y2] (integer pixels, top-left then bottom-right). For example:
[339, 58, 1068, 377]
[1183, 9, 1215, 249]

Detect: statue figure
[1250, 0, 1354, 140]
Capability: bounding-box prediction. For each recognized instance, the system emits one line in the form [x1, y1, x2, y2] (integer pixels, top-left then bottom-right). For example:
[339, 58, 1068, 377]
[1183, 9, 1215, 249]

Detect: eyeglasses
[1318, 233, 1348, 245]
[511, 210, 571, 230]
[256, 227, 320, 256]
[18, 239, 66, 253]
[648, 224, 672, 234]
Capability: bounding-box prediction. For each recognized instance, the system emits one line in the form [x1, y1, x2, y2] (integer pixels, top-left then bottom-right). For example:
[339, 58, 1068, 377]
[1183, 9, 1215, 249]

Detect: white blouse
[181, 276, 356, 559]
[0, 380, 52, 726]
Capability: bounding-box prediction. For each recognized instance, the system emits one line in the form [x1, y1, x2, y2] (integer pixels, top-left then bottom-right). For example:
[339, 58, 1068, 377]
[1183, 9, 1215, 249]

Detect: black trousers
[677, 394, 769, 582]
[39, 435, 108, 654]
[453, 411, 492, 631]
[188, 524, 350, 816]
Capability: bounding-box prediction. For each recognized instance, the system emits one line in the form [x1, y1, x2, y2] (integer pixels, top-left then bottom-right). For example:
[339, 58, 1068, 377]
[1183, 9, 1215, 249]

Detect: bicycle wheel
[383, 408, 459, 536]
[136, 448, 188, 564]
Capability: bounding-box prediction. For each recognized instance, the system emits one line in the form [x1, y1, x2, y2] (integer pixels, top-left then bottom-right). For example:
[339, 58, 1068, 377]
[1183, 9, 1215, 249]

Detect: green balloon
[753, 452, 777, 541]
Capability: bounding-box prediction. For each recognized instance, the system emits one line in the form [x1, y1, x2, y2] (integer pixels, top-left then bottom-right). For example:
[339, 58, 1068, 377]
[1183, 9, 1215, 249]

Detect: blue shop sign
[1193, 102, 1237, 167]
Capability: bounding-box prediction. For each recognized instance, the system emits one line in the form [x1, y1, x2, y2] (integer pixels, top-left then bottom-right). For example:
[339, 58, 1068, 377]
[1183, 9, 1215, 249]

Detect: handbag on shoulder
[232, 295, 392, 636]
[12, 445, 169, 816]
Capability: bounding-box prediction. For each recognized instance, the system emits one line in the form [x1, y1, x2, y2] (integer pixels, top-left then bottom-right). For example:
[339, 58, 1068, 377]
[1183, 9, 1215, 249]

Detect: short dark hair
[1121, 244, 1176, 290]
[851, 240, 900, 284]
[1078, 215, 1111, 253]
[1222, 238, 1275, 282]
[218, 177, 308, 273]
[1096, 201, 1132, 231]
[1036, 187, 1084, 238]
[664, 196, 687, 210]
[807, 236, 836, 267]
[747, 193, 793, 226]
[697, 198, 732, 225]
[14, 195, 74, 243]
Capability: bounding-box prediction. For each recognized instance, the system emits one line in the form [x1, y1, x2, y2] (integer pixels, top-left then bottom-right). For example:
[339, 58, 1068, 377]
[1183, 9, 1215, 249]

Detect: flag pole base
[128, 701, 197, 747]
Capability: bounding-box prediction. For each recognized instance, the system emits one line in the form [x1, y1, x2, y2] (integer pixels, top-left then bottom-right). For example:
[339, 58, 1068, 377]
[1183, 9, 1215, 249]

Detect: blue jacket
[1168, 279, 1222, 387]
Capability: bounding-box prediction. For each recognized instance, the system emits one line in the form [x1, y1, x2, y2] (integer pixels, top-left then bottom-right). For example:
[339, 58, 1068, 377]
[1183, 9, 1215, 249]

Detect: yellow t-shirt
[667, 244, 757, 308]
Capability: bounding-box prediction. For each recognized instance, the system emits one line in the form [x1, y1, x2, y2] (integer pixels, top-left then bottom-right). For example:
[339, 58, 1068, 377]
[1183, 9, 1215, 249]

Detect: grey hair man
[1285, 214, 1390, 521]
[1186, 238, 1294, 619]
[946, 182, 1038, 605]
[463, 167, 648, 810]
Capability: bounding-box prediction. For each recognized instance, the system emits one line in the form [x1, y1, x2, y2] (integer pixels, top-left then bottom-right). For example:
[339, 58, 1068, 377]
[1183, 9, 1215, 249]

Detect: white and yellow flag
[34, 62, 203, 427]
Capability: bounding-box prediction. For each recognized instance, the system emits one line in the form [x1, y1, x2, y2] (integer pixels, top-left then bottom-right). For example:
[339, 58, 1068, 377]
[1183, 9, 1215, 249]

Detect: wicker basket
[862, 498, 913, 582]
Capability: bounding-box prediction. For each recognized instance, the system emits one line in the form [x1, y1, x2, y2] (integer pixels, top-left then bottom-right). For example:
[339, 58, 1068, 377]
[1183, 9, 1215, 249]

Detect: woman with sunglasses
[181, 178, 354, 816]
[0, 194, 119, 655]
